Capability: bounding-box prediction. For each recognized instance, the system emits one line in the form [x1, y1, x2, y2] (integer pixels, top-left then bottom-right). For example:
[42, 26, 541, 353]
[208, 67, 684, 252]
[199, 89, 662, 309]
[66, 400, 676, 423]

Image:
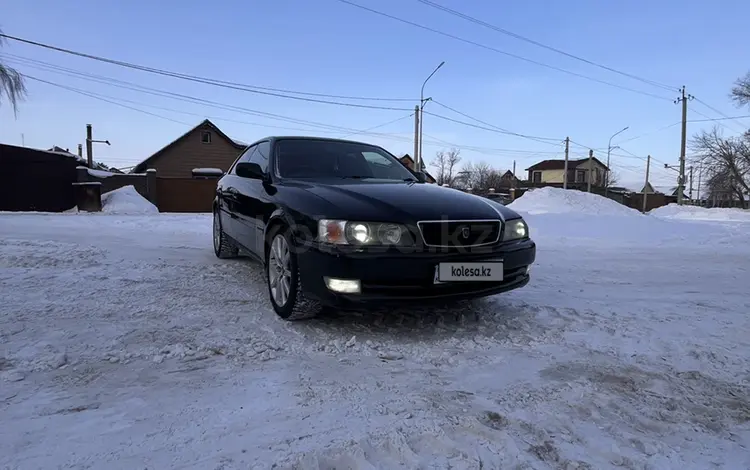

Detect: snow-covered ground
[651, 203, 750, 223]
[2, 189, 749, 469]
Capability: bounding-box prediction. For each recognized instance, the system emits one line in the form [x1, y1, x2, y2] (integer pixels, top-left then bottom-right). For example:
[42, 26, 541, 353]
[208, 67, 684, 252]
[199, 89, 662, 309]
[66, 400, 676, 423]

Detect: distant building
[526, 157, 610, 187]
[132, 119, 246, 177]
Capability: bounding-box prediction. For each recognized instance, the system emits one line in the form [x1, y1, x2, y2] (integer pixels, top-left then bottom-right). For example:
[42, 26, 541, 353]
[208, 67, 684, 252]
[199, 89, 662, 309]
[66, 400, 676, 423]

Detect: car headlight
[503, 218, 529, 241]
[317, 220, 413, 246]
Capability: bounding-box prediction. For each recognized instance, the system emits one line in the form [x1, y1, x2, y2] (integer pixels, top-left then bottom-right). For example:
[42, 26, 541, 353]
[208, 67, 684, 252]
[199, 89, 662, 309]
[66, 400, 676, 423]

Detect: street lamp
[605, 126, 629, 197]
[417, 61, 445, 170]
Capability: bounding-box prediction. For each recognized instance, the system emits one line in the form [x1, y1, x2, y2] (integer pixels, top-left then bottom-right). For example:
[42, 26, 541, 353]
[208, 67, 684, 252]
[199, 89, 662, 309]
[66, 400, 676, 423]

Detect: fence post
[76, 165, 90, 183]
[146, 169, 158, 208]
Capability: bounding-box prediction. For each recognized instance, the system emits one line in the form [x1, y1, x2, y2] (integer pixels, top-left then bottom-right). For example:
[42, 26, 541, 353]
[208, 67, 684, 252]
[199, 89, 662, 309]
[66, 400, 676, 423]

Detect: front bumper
[296, 238, 536, 308]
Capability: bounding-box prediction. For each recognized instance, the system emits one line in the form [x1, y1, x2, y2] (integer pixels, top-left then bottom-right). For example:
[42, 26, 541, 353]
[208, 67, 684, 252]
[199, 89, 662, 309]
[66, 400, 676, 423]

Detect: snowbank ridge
[508, 187, 641, 217]
[650, 203, 750, 222]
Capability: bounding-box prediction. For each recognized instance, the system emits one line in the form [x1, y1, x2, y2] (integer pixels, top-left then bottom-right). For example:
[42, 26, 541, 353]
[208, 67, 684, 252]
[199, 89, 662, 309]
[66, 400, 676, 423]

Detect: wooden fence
[156, 178, 217, 213]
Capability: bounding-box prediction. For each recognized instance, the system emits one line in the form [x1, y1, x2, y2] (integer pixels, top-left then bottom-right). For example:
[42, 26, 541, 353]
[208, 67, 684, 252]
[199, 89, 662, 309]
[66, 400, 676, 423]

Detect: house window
[575, 170, 586, 183]
[532, 171, 542, 183]
[201, 131, 212, 144]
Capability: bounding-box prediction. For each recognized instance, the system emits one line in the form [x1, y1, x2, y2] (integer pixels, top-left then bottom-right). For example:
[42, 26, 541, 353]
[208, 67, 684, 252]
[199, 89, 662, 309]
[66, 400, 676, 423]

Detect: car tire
[266, 226, 322, 321]
[213, 207, 239, 259]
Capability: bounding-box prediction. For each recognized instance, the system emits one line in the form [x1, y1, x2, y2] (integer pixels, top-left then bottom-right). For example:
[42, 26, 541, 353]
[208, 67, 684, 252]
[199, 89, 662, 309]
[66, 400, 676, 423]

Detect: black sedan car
[198, 136, 535, 321]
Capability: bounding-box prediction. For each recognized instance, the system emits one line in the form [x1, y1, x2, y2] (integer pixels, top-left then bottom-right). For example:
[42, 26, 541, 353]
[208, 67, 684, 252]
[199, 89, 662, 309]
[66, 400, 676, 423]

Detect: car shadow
[232, 255, 537, 342]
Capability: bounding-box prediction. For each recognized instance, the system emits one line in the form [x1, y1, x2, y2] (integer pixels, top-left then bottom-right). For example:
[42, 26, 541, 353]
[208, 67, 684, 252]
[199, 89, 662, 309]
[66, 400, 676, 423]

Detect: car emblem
[461, 226, 470, 239]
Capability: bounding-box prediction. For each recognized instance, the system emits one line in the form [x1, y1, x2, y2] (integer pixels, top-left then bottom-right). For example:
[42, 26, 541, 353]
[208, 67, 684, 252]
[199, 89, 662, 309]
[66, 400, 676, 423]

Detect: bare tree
[430, 148, 461, 186]
[453, 160, 505, 193]
[731, 72, 750, 108]
[0, 30, 27, 115]
[607, 169, 621, 187]
[690, 126, 749, 208]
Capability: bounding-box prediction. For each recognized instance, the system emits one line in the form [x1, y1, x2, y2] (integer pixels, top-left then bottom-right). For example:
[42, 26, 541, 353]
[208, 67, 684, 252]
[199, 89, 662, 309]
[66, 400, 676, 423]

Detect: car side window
[362, 151, 392, 166]
[253, 141, 271, 173]
[229, 145, 257, 175]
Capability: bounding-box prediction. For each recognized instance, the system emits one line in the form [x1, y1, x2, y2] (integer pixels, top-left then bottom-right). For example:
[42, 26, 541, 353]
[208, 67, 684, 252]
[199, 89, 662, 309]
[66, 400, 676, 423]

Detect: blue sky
[2, 0, 749, 190]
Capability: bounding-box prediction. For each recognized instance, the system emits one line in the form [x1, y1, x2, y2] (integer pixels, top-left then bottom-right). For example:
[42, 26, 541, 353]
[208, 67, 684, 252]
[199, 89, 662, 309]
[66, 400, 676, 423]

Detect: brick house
[526, 158, 609, 187]
[132, 119, 246, 176]
[398, 154, 437, 183]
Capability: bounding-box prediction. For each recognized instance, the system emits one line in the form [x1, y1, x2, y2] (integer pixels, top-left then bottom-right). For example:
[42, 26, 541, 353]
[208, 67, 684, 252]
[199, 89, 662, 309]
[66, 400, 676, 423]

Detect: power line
[21, 67, 548, 157]
[429, 100, 562, 145]
[22, 73, 418, 143]
[338, 114, 414, 139]
[691, 98, 747, 134]
[689, 114, 750, 123]
[423, 133, 560, 155]
[6, 55, 410, 135]
[415, 0, 676, 93]
[422, 110, 565, 147]
[7, 53, 570, 153]
[24, 75, 193, 126]
[23, 75, 427, 167]
[333, 0, 673, 102]
[0, 33, 414, 111]
[613, 122, 681, 145]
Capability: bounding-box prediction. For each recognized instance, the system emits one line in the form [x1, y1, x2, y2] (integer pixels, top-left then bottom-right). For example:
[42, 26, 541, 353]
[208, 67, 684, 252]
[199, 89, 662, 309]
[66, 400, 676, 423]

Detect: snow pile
[650, 203, 750, 222]
[507, 187, 730, 246]
[508, 187, 641, 217]
[101, 185, 158, 214]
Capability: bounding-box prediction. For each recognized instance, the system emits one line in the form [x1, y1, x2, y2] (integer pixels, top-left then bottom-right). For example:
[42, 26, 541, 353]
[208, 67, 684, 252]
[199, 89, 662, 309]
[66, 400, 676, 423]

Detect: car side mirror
[235, 162, 265, 180]
[414, 171, 428, 183]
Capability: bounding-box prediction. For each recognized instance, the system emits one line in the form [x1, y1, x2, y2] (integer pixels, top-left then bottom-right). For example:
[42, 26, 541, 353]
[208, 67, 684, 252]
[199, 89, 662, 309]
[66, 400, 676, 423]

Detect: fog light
[526, 266, 532, 275]
[324, 277, 361, 294]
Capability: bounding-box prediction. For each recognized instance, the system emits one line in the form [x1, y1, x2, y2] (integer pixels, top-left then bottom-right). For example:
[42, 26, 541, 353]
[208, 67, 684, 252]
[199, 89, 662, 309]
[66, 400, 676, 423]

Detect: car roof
[251, 136, 384, 147]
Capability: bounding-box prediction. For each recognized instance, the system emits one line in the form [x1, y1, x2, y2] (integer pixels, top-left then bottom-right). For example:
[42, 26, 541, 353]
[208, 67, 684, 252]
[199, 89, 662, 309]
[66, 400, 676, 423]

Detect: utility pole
[675, 86, 693, 205]
[21, 133, 25, 147]
[688, 165, 694, 204]
[563, 137, 570, 189]
[642, 155, 651, 213]
[587, 149, 593, 193]
[413, 105, 420, 171]
[605, 126, 629, 198]
[85, 124, 111, 168]
[512, 160, 516, 187]
[418, 61, 445, 171]
[86, 124, 94, 168]
[696, 162, 703, 204]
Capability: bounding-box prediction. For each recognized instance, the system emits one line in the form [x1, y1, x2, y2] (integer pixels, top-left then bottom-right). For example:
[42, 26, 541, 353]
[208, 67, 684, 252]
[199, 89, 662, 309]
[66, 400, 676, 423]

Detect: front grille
[417, 220, 502, 247]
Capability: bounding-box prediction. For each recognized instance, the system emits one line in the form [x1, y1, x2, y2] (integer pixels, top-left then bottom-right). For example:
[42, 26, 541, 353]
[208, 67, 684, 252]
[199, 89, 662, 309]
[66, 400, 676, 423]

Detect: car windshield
[275, 139, 417, 181]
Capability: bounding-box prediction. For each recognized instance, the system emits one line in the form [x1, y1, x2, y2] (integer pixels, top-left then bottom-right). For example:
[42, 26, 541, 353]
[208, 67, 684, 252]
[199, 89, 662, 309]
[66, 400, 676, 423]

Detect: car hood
[301, 181, 521, 222]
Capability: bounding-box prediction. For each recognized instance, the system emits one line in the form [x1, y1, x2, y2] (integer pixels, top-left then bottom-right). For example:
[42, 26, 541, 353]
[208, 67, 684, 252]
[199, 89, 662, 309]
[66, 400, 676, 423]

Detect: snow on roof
[192, 168, 224, 176]
[87, 168, 115, 178]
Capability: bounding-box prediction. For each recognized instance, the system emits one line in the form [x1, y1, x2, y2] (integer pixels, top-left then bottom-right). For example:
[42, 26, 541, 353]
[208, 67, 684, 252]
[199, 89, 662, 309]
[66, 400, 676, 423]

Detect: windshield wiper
[339, 175, 372, 179]
[403, 177, 417, 182]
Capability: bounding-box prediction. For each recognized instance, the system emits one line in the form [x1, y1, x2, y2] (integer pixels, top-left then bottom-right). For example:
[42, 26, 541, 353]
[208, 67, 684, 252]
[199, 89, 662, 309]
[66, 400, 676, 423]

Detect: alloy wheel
[213, 211, 221, 252]
[268, 234, 292, 307]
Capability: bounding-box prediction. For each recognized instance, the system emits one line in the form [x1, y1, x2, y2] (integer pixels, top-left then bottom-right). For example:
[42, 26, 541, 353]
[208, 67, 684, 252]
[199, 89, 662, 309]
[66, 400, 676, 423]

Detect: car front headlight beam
[503, 218, 529, 241]
[317, 219, 413, 246]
